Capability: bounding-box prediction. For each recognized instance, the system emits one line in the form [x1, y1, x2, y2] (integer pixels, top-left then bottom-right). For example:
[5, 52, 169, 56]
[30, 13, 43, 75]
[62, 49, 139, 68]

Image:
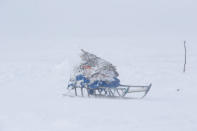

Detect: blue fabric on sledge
[76, 75, 90, 83]
[74, 75, 120, 89]
[99, 77, 120, 88]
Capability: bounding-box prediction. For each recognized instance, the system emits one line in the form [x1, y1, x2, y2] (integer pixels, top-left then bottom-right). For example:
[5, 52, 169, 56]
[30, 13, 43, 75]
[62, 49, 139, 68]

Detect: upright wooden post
[183, 41, 187, 73]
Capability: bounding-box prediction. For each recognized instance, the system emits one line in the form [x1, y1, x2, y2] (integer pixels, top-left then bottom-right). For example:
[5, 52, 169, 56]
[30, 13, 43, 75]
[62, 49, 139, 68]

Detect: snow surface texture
[0, 0, 197, 131]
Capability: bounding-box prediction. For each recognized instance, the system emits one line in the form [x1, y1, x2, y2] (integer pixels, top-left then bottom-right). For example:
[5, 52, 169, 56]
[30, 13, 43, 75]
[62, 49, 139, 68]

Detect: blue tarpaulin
[73, 75, 120, 89]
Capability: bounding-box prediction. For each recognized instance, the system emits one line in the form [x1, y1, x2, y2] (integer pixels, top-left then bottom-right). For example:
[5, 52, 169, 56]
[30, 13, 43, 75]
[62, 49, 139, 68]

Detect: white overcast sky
[0, 0, 196, 61]
[0, 0, 196, 38]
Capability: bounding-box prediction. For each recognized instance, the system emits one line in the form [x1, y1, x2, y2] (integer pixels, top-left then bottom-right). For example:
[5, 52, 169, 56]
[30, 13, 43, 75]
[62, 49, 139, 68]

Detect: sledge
[65, 49, 152, 99]
[65, 83, 152, 99]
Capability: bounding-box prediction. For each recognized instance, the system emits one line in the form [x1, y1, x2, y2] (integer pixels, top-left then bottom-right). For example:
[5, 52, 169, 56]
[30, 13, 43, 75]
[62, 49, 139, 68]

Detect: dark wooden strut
[110, 88, 115, 96]
[116, 88, 126, 97]
[116, 89, 121, 96]
[87, 88, 90, 97]
[98, 89, 102, 95]
[81, 88, 84, 96]
[74, 87, 77, 96]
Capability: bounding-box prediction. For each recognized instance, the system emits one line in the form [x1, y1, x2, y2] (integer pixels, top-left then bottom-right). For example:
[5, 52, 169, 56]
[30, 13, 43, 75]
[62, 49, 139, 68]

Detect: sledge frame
[68, 83, 152, 99]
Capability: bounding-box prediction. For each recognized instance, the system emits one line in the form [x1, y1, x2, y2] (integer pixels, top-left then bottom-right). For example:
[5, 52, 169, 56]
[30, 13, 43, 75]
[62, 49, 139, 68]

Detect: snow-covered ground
[0, 39, 197, 131]
[1, 0, 197, 131]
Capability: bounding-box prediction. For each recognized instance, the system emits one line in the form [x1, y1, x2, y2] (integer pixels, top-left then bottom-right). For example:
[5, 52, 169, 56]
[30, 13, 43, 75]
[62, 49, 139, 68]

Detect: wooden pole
[81, 88, 84, 97]
[183, 41, 187, 73]
[74, 87, 77, 96]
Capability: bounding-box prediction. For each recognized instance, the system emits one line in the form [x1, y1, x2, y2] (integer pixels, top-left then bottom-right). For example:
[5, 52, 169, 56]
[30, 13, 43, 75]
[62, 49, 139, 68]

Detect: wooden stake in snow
[183, 41, 187, 73]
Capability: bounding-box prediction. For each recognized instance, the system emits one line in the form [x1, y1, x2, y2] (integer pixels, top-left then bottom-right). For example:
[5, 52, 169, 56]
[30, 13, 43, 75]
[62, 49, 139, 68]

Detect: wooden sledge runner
[65, 83, 152, 99]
